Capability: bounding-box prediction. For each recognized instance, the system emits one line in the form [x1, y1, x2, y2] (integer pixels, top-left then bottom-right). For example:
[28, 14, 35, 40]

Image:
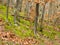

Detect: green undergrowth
[0, 5, 34, 38]
[4, 16, 34, 38]
[37, 24, 60, 40]
[43, 25, 60, 40]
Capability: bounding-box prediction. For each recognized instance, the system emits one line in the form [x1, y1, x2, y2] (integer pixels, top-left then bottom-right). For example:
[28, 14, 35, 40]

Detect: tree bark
[34, 3, 39, 34]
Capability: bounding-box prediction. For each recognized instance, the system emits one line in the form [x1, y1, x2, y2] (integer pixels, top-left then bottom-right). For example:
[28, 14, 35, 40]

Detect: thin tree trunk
[40, 4, 45, 32]
[19, 0, 23, 12]
[6, 0, 10, 22]
[14, 0, 20, 24]
[48, 1, 52, 25]
[34, 3, 39, 34]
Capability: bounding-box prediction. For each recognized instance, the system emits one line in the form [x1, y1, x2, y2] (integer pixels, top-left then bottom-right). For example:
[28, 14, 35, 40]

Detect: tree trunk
[40, 4, 45, 32]
[34, 3, 39, 34]
[6, 0, 10, 22]
[14, 0, 20, 24]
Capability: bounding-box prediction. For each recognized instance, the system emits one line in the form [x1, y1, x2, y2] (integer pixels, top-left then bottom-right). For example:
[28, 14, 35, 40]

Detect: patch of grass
[43, 30, 56, 40]
[0, 5, 6, 12]
[20, 18, 32, 26]
[0, 6, 34, 38]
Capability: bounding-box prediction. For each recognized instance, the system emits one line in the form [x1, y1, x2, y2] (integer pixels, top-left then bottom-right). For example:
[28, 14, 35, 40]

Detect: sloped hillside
[0, 0, 60, 45]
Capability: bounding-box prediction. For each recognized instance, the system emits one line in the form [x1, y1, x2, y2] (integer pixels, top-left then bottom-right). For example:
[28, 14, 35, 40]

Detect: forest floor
[0, 19, 60, 45]
[0, 19, 39, 45]
[0, 4, 60, 45]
